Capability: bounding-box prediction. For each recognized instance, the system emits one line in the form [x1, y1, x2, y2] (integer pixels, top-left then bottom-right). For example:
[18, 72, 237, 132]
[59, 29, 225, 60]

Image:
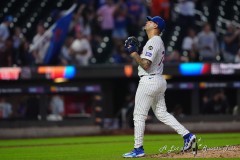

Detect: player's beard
[143, 25, 149, 31]
[144, 23, 154, 31]
[143, 25, 147, 31]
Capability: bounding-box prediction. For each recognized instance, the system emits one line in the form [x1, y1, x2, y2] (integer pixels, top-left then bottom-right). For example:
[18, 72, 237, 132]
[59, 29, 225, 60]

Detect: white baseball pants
[133, 75, 189, 148]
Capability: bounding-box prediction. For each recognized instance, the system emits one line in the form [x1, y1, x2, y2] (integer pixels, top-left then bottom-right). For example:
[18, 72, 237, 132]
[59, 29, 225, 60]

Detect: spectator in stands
[0, 15, 13, 51]
[47, 95, 65, 121]
[112, 0, 128, 47]
[197, 22, 219, 62]
[13, 27, 25, 51]
[165, 50, 182, 63]
[185, 49, 199, 62]
[221, 23, 240, 63]
[201, 89, 230, 114]
[96, 0, 118, 63]
[150, 0, 170, 21]
[0, 97, 12, 119]
[126, 0, 145, 37]
[0, 37, 14, 67]
[0, 16, 13, 66]
[177, 0, 196, 35]
[97, 0, 117, 38]
[111, 43, 131, 64]
[181, 28, 199, 62]
[182, 28, 198, 52]
[12, 27, 25, 65]
[30, 23, 50, 64]
[74, 4, 93, 41]
[59, 36, 74, 65]
[89, 34, 103, 63]
[18, 40, 35, 66]
[87, 1, 102, 38]
[70, 30, 92, 65]
[171, 104, 185, 118]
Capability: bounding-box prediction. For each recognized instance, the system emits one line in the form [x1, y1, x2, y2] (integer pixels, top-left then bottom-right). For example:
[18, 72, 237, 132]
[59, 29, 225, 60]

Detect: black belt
[140, 74, 156, 77]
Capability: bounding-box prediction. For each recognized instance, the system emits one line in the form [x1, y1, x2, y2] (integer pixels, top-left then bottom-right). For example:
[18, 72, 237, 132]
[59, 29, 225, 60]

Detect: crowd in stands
[0, 0, 239, 67]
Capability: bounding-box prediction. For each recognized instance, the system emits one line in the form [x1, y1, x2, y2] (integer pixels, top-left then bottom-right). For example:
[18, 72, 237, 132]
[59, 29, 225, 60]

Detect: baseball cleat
[182, 133, 197, 151]
[122, 146, 145, 158]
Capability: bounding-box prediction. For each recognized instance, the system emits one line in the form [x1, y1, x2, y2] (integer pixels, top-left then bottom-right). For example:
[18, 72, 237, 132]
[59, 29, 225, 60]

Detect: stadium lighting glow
[4, 8, 8, 13]
[97, 48, 103, 53]
[24, 3, 29, 7]
[109, 57, 114, 63]
[20, 8, 25, 13]
[167, 46, 173, 52]
[100, 42, 106, 48]
[172, 36, 177, 41]
[183, 51, 188, 56]
[175, 26, 181, 31]
[54, 78, 68, 83]
[170, 41, 175, 46]
[47, 17, 52, 22]
[163, 75, 172, 80]
[140, 31, 145, 36]
[174, 31, 179, 36]
[10, 23, 14, 28]
[41, 2, 46, 7]
[233, 6, 238, 10]
[44, 22, 49, 28]
[217, 21, 221, 26]
[90, 58, 96, 63]
[138, 36, 143, 42]
[234, 16, 238, 20]
[22, 28, 27, 33]
[57, 2, 62, 7]
[27, 23, 31, 28]
[103, 37, 109, 42]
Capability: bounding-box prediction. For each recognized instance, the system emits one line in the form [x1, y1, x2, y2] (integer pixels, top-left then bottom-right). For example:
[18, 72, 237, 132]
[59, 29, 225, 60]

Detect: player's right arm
[130, 52, 152, 70]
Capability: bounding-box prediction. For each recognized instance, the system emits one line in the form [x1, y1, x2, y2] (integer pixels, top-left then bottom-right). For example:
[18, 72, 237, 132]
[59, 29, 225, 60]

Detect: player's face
[144, 21, 156, 31]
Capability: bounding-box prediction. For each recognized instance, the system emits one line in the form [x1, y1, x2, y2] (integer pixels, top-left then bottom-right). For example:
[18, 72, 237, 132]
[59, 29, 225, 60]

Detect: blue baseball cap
[147, 16, 165, 32]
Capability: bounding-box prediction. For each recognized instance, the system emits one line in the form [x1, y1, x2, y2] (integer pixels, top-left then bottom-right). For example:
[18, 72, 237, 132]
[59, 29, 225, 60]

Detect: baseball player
[122, 16, 196, 158]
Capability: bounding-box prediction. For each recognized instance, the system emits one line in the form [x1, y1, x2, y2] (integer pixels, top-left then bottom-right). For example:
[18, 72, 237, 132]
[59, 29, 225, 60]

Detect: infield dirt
[146, 145, 240, 158]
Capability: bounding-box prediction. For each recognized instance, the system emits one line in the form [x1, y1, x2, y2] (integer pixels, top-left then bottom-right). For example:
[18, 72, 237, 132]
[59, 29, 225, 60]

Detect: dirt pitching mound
[145, 145, 240, 158]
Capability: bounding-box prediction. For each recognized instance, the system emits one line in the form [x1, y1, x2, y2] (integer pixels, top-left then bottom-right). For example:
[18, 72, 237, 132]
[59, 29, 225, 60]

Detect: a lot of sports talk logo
[158, 137, 237, 154]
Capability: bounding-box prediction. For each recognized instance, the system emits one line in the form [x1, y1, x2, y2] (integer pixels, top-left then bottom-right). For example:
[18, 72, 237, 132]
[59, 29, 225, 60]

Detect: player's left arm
[130, 52, 152, 70]
[124, 36, 152, 70]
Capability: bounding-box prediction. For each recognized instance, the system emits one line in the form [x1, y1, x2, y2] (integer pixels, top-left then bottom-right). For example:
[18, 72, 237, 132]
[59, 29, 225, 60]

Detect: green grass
[0, 133, 239, 160]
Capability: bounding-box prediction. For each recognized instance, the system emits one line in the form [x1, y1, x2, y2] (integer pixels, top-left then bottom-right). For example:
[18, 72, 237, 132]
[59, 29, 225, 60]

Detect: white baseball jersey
[133, 35, 189, 148]
[138, 35, 164, 76]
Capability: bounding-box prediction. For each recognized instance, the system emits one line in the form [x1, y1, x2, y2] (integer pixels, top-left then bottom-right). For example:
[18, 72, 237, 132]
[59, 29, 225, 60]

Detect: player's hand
[124, 36, 141, 54]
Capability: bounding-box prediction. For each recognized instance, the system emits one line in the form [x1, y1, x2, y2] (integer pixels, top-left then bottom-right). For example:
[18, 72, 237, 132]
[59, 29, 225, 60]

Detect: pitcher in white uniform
[123, 16, 197, 158]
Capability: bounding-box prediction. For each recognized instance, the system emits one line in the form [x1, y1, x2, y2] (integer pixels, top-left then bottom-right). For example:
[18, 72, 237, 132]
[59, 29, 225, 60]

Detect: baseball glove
[124, 36, 141, 54]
